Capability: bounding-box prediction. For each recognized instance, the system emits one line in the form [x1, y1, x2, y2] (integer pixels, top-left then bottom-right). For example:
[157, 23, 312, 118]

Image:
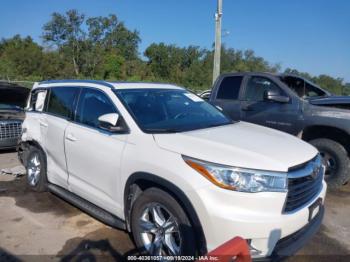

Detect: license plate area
[308, 198, 322, 222]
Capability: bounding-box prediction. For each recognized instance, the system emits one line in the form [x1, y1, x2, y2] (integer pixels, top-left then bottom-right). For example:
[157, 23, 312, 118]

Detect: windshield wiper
[145, 128, 181, 134]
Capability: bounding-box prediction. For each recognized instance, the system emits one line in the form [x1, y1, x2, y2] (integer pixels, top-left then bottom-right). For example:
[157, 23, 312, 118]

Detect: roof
[38, 80, 183, 90]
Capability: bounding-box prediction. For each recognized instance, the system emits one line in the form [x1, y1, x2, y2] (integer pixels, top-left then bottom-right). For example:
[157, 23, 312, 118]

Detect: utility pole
[212, 0, 223, 85]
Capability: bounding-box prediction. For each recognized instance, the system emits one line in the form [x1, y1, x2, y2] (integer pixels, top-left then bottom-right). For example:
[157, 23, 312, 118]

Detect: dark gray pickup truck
[208, 72, 350, 189]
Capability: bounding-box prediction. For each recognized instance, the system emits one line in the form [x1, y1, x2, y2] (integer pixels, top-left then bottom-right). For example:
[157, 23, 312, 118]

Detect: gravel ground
[1, 150, 350, 261]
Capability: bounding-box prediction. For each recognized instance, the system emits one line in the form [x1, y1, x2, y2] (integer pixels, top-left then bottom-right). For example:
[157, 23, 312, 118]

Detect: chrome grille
[284, 156, 324, 213]
[0, 121, 22, 140]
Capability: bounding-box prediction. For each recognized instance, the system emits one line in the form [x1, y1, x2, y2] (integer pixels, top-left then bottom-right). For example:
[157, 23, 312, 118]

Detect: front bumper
[188, 180, 327, 258]
[270, 205, 324, 260]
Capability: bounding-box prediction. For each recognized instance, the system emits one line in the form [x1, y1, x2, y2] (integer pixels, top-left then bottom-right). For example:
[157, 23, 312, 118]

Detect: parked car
[0, 82, 29, 150]
[209, 72, 350, 189]
[18, 80, 326, 259]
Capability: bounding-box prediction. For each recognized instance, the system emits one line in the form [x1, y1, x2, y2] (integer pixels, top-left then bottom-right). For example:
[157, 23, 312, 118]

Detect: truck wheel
[309, 138, 350, 190]
[26, 146, 48, 192]
[130, 188, 196, 256]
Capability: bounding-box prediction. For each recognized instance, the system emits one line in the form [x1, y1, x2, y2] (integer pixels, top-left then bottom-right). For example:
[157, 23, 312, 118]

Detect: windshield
[114, 88, 232, 133]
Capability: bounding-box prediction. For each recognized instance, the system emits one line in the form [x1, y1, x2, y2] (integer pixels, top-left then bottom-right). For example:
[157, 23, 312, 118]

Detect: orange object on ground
[197, 237, 251, 262]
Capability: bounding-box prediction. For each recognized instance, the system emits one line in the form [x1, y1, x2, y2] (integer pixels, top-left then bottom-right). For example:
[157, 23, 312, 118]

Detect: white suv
[18, 80, 326, 259]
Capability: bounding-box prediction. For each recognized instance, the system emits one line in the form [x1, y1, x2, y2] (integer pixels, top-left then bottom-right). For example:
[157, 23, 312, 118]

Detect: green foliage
[0, 9, 347, 95]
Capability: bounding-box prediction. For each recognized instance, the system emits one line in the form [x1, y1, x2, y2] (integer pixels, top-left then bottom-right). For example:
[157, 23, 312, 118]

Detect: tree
[0, 35, 43, 80]
[42, 9, 85, 76]
[42, 11, 141, 79]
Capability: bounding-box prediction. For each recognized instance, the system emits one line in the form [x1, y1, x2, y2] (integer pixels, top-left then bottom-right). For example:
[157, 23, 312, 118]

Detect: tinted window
[216, 76, 243, 100]
[115, 89, 231, 133]
[244, 77, 281, 101]
[46, 87, 78, 118]
[76, 88, 116, 128]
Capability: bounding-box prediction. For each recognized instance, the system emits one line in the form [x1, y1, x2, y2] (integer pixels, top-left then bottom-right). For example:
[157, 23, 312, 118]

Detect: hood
[154, 122, 317, 172]
[309, 95, 350, 108]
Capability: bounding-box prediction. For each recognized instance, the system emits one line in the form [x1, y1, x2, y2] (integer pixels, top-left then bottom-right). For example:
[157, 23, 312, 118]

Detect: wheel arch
[124, 172, 207, 255]
[301, 125, 350, 154]
[18, 140, 46, 167]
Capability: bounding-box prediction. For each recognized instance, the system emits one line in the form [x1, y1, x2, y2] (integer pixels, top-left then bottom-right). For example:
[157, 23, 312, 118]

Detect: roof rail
[39, 79, 114, 89]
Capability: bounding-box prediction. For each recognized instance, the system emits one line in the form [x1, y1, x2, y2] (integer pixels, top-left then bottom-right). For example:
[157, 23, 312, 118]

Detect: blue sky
[0, 0, 349, 82]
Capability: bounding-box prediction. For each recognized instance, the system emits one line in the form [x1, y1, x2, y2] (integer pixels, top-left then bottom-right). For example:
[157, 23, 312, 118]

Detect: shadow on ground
[0, 176, 81, 217]
[57, 227, 139, 262]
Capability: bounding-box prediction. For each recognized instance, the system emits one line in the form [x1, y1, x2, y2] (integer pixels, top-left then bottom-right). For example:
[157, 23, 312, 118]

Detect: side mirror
[98, 113, 125, 133]
[264, 90, 290, 103]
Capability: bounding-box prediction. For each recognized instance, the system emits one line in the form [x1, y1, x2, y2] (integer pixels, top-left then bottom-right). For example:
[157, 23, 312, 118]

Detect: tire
[130, 187, 197, 256]
[309, 138, 350, 190]
[25, 146, 47, 192]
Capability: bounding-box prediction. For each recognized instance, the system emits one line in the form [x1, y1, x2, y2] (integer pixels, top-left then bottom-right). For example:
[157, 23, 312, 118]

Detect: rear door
[241, 76, 299, 134]
[210, 75, 245, 120]
[41, 86, 80, 189]
[65, 87, 128, 215]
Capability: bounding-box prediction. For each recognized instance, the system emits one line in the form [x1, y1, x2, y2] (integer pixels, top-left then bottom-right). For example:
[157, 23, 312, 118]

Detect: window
[280, 76, 327, 98]
[304, 82, 326, 98]
[216, 76, 243, 100]
[76, 88, 117, 129]
[46, 87, 79, 118]
[29, 90, 47, 112]
[244, 77, 281, 102]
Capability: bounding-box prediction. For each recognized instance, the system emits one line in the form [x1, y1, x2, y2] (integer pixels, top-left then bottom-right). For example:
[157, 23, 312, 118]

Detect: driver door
[65, 87, 128, 215]
[241, 76, 298, 134]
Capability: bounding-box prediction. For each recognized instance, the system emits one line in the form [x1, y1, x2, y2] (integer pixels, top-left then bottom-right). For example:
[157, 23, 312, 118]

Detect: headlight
[183, 156, 287, 193]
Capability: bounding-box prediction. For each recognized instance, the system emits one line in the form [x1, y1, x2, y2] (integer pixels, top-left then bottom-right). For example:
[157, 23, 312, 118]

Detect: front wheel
[309, 138, 350, 190]
[26, 146, 47, 192]
[130, 188, 197, 256]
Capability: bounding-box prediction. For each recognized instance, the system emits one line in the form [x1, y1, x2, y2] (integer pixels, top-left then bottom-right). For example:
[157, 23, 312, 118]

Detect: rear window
[46, 87, 79, 118]
[216, 76, 243, 100]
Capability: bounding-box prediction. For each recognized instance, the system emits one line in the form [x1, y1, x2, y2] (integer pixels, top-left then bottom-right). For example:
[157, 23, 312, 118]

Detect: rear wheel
[26, 146, 47, 192]
[309, 138, 350, 190]
[130, 187, 196, 256]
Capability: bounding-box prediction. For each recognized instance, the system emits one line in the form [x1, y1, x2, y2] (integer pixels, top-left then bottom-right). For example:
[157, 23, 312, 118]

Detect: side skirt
[47, 183, 126, 230]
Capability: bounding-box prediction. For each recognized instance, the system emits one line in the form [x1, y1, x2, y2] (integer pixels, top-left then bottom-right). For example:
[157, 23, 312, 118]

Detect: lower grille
[284, 156, 324, 213]
[0, 121, 22, 140]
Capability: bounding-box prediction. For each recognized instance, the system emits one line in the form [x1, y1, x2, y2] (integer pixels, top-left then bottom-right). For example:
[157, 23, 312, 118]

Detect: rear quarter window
[216, 76, 243, 100]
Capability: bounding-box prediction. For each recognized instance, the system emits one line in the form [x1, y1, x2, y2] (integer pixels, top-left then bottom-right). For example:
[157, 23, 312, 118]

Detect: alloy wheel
[138, 203, 182, 256]
[27, 153, 41, 186]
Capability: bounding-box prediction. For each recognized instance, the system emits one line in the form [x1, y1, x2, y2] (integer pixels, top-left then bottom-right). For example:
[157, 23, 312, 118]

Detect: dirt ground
[1, 150, 350, 261]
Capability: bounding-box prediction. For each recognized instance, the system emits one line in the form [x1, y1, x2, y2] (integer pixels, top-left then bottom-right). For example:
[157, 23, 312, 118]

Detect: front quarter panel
[303, 103, 350, 133]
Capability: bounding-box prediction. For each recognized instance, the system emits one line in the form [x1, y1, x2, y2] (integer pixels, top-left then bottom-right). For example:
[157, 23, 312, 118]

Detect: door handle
[39, 120, 48, 127]
[66, 133, 78, 142]
[241, 105, 253, 111]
